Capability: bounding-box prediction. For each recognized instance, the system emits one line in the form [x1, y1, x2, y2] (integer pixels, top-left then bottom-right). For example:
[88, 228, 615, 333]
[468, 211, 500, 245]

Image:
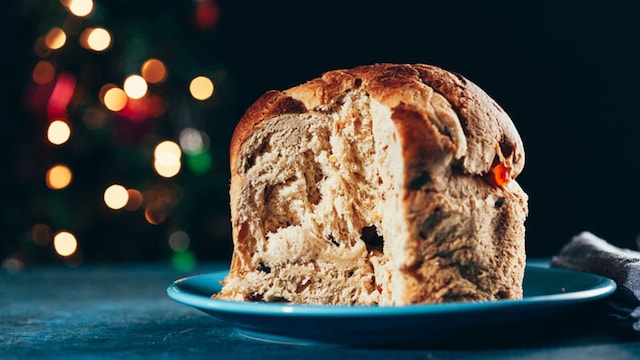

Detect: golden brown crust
[412, 64, 524, 175]
[230, 63, 524, 180]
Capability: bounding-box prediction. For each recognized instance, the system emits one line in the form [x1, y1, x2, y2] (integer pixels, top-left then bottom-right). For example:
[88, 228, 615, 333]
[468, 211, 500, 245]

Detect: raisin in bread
[216, 63, 528, 305]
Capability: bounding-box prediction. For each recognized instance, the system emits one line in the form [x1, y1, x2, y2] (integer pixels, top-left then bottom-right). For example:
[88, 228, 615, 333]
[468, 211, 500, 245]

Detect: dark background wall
[215, 0, 640, 256]
[5, 0, 640, 267]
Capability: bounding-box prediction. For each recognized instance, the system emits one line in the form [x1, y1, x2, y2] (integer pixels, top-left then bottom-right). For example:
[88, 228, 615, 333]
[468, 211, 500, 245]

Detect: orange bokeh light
[32, 223, 53, 245]
[32, 61, 55, 85]
[67, 0, 94, 17]
[144, 208, 166, 225]
[104, 184, 129, 210]
[80, 27, 112, 52]
[123, 75, 148, 99]
[154, 141, 182, 178]
[46, 164, 73, 190]
[45, 27, 66, 50]
[124, 189, 143, 211]
[47, 120, 71, 145]
[53, 231, 78, 257]
[103, 87, 128, 111]
[189, 76, 214, 100]
[141, 59, 167, 84]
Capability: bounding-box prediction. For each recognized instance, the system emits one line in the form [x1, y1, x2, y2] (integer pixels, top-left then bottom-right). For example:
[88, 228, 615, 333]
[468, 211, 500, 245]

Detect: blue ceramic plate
[167, 264, 616, 347]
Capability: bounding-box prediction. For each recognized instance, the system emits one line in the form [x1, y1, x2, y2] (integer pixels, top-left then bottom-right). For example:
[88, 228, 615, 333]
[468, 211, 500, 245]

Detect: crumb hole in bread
[295, 277, 312, 293]
[458, 263, 479, 281]
[327, 234, 340, 246]
[408, 169, 431, 190]
[494, 198, 504, 208]
[303, 151, 324, 205]
[251, 293, 286, 302]
[498, 143, 511, 160]
[257, 261, 271, 273]
[361, 225, 384, 252]
[245, 139, 271, 172]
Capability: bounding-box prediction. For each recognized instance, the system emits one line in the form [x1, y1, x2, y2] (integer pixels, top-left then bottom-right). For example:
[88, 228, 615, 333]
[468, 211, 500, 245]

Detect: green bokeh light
[171, 250, 197, 272]
[186, 151, 212, 174]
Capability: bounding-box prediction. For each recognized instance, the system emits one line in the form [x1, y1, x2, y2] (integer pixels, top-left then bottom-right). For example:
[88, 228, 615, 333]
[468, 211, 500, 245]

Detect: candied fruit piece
[491, 162, 512, 187]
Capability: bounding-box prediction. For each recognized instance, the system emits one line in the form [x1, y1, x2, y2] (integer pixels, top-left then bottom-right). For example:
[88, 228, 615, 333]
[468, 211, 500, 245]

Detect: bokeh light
[144, 208, 166, 225]
[45, 27, 66, 50]
[104, 184, 129, 210]
[103, 87, 128, 111]
[194, 0, 219, 30]
[67, 0, 94, 17]
[80, 27, 112, 52]
[189, 76, 214, 100]
[47, 72, 76, 119]
[179, 128, 211, 174]
[2, 258, 24, 273]
[186, 151, 212, 174]
[169, 230, 190, 252]
[171, 250, 196, 271]
[53, 231, 78, 257]
[154, 140, 182, 159]
[141, 59, 167, 84]
[47, 120, 71, 145]
[145, 94, 168, 118]
[142, 182, 182, 226]
[154, 140, 182, 178]
[17, 0, 232, 267]
[154, 159, 182, 178]
[98, 83, 116, 103]
[124, 189, 143, 211]
[46, 164, 73, 190]
[179, 127, 207, 154]
[31, 223, 53, 246]
[32, 61, 55, 85]
[117, 97, 153, 121]
[123, 75, 148, 99]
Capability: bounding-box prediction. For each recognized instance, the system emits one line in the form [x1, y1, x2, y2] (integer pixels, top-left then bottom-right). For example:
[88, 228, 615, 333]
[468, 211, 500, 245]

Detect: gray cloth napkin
[550, 231, 640, 336]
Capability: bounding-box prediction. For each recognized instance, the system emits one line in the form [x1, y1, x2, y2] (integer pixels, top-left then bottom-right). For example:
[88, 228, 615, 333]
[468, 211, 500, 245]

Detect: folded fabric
[550, 231, 640, 336]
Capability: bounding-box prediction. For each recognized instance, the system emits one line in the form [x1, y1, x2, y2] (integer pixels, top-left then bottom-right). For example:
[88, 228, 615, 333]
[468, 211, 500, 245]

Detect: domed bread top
[230, 63, 524, 182]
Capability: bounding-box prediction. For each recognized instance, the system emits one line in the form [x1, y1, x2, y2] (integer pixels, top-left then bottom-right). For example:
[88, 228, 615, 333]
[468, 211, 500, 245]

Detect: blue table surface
[2, 260, 640, 359]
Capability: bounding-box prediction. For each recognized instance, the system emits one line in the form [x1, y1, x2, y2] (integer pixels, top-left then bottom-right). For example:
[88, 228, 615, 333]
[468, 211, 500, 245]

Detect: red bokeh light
[47, 72, 76, 119]
[194, 0, 219, 30]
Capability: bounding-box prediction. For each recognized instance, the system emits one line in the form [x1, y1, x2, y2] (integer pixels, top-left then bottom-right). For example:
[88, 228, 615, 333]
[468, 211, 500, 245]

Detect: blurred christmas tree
[4, 0, 236, 270]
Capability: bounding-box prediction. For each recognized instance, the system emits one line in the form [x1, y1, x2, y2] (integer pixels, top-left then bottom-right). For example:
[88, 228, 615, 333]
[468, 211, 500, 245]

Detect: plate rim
[167, 265, 617, 317]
